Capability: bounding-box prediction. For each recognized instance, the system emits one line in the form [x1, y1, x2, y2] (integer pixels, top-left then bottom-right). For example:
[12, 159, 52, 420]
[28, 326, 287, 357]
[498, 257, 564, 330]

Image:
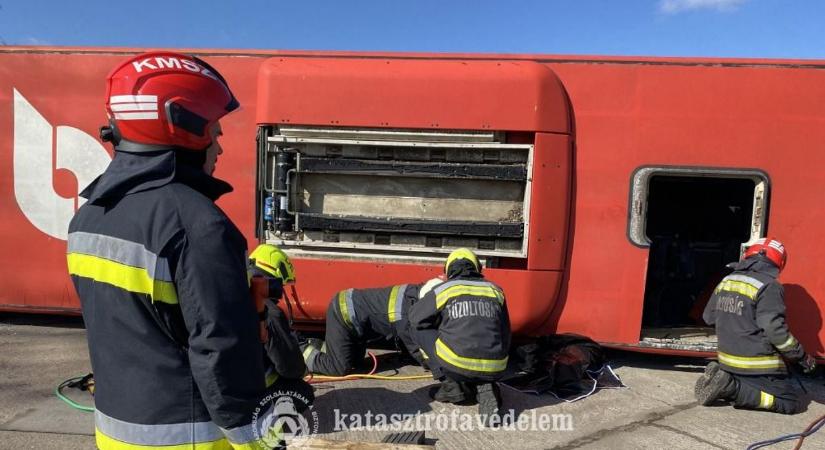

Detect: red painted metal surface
[287, 259, 562, 337]
[255, 57, 573, 335]
[1, 47, 823, 357]
[540, 61, 825, 357]
[526, 133, 572, 271]
[256, 57, 570, 133]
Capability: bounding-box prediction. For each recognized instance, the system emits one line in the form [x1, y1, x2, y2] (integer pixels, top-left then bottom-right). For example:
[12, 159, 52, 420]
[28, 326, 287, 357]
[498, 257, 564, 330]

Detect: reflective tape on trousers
[388, 284, 407, 323]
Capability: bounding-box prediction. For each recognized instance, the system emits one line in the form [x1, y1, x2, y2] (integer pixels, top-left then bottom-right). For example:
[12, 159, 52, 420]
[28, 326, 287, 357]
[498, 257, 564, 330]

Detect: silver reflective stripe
[96, 409, 223, 445]
[303, 346, 320, 372]
[433, 279, 494, 295]
[776, 335, 798, 351]
[725, 274, 764, 290]
[394, 284, 407, 322]
[345, 288, 363, 336]
[221, 403, 274, 445]
[265, 365, 279, 387]
[67, 231, 173, 282]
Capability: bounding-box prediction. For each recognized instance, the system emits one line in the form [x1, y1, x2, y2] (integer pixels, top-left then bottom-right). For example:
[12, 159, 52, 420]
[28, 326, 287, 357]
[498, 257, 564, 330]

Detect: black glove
[799, 353, 817, 374]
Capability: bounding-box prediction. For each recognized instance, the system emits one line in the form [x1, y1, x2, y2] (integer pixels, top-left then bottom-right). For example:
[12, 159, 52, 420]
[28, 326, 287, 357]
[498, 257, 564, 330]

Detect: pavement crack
[549, 401, 700, 450]
[649, 423, 727, 449]
[0, 428, 94, 437]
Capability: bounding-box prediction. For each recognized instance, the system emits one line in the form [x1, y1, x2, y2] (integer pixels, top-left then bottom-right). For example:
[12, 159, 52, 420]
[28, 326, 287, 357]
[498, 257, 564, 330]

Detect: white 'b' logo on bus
[13, 88, 111, 240]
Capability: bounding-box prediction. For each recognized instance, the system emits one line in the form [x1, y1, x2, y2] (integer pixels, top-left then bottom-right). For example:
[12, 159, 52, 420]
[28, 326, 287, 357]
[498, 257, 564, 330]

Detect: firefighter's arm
[263, 297, 307, 380]
[755, 283, 805, 361]
[175, 219, 268, 443]
[702, 291, 717, 325]
[500, 295, 513, 351]
[408, 288, 440, 330]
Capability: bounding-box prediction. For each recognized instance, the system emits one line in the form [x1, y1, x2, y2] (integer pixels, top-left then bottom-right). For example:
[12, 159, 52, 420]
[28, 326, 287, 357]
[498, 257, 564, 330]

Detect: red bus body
[1, 47, 822, 357]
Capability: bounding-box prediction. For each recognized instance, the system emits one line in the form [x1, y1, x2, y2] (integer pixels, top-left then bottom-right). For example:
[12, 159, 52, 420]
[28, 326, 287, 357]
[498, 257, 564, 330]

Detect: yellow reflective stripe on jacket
[387, 284, 407, 323]
[726, 274, 764, 289]
[717, 351, 784, 370]
[435, 338, 507, 373]
[775, 335, 798, 352]
[714, 279, 759, 300]
[97, 430, 265, 450]
[264, 366, 279, 388]
[67, 253, 178, 304]
[67, 231, 177, 304]
[435, 285, 503, 310]
[96, 429, 233, 450]
[759, 391, 775, 410]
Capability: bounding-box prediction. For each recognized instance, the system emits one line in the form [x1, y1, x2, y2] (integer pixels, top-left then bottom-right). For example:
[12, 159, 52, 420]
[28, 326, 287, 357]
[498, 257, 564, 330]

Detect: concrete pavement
[1, 314, 822, 449]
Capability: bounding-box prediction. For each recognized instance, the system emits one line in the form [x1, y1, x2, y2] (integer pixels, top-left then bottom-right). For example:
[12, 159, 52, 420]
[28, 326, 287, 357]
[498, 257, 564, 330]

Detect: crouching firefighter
[301, 280, 432, 376]
[696, 238, 816, 414]
[409, 248, 512, 425]
[248, 244, 313, 391]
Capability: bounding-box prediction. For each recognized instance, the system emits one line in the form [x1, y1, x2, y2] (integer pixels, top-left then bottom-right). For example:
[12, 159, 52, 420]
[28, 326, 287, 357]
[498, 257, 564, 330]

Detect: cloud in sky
[19, 36, 53, 46]
[659, 0, 748, 14]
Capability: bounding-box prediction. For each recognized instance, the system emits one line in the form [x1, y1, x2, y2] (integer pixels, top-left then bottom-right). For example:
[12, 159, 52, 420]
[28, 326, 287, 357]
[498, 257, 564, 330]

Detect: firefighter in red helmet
[696, 238, 816, 414]
[68, 52, 310, 449]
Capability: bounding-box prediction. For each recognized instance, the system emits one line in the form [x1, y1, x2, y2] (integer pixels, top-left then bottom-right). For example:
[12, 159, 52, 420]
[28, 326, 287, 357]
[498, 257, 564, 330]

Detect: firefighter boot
[432, 377, 474, 404]
[476, 382, 502, 427]
[694, 361, 721, 401]
[695, 364, 737, 406]
[299, 337, 323, 353]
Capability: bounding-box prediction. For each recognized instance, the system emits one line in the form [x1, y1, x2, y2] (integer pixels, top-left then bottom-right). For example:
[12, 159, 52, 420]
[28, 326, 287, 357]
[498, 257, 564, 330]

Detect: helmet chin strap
[100, 119, 121, 145]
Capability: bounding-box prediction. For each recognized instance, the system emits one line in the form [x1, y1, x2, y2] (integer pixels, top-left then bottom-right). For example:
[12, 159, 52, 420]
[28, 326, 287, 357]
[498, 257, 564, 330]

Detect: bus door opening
[628, 167, 769, 352]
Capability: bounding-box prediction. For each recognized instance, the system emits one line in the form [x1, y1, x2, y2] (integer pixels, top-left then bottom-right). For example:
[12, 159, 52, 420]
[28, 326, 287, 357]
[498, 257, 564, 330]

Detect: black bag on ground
[506, 333, 606, 395]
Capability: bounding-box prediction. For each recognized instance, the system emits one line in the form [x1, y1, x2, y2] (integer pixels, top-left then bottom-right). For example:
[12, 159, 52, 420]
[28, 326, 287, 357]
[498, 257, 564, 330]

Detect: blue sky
[1, 0, 823, 59]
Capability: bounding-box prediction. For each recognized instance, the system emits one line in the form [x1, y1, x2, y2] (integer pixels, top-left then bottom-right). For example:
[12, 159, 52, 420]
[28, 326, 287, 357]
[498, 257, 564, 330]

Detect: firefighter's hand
[799, 353, 817, 374]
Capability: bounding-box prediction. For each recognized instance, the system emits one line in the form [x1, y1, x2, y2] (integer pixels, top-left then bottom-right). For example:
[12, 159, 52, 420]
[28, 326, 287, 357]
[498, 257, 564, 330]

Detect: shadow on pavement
[0, 313, 85, 329]
[606, 349, 708, 373]
[313, 386, 434, 434]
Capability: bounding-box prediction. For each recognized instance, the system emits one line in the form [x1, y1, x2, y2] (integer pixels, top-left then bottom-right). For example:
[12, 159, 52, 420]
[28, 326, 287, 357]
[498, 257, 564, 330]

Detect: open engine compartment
[258, 126, 533, 264]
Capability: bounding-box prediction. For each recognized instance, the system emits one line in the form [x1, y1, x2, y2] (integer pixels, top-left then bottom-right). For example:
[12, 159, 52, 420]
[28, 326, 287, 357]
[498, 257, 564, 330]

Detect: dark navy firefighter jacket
[704, 256, 806, 376]
[68, 149, 275, 450]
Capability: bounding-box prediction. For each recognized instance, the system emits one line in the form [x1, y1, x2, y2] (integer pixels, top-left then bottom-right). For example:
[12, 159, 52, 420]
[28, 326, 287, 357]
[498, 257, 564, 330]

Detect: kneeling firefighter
[409, 248, 512, 424]
[301, 279, 434, 376]
[248, 244, 312, 386]
[696, 238, 816, 414]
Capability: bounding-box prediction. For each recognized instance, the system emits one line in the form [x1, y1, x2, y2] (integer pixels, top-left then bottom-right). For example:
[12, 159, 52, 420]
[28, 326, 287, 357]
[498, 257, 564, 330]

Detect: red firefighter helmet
[103, 51, 239, 151]
[743, 237, 787, 270]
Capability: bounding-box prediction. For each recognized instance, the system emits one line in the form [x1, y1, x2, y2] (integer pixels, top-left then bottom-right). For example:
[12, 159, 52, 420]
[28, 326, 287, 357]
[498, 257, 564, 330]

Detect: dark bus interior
[641, 175, 756, 350]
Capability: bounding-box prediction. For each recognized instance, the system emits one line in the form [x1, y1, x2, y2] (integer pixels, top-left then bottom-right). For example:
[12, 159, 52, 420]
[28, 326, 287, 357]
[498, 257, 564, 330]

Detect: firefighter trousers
[305, 305, 367, 376]
[730, 372, 803, 415]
